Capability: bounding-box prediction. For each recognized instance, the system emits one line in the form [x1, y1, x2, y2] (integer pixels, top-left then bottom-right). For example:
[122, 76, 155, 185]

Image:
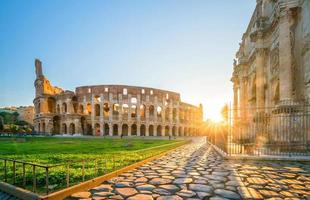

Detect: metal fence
[211, 102, 310, 157]
[0, 141, 187, 195]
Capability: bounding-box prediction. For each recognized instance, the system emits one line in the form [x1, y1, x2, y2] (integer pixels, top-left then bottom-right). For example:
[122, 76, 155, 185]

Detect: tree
[0, 116, 3, 131]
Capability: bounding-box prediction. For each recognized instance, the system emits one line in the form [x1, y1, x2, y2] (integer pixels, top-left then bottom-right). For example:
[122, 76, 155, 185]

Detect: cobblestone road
[69, 139, 310, 200]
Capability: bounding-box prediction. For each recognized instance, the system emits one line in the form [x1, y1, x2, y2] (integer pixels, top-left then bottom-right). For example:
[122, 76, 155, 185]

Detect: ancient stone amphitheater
[33, 59, 203, 136]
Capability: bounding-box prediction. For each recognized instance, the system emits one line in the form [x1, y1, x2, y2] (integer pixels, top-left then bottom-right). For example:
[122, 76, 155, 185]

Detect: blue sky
[0, 0, 256, 120]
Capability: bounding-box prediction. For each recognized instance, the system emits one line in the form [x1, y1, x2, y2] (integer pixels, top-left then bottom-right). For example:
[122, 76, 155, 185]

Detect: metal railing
[0, 141, 187, 195]
[209, 102, 310, 157]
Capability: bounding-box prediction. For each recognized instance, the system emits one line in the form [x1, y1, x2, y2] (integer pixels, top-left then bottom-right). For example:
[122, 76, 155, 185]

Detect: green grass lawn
[0, 137, 178, 164]
[0, 136, 185, 194]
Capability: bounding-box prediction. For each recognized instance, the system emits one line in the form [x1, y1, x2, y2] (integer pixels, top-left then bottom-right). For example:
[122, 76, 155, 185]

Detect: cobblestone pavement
[69, 139, 310, 200]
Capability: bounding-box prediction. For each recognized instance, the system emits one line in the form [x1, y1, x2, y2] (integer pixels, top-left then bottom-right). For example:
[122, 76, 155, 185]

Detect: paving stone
[91, 184, 113, 192]
[237, 187, 263, 199]
[115, 188, 138, 197]
[153, 188, 172, 195]
[159, 184, 180, 193]
[71, 192, 91, 199]
[136, 184, 156, 191]
[149, 178, 172, 185]
[173, 177, 193, 184]
[127, 194, 154, 200]
[176, 189, 196, 198]
[115, 181, 134, 188]
[188, 184, 213, 193]
[156, 195, 183, 200]
[259, 190, 280, 198]
[214, 189, 241, 200]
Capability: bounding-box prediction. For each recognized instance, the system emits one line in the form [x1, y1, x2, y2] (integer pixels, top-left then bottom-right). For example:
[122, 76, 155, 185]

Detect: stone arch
[62, 123, 67, 134]
[113, 104, 120, 119]
[149, 125, 154, 136]
[122, 124, 128, 136]
[122, 104, 129, 119]
[95, 104, 100, 117]
[42, 122, 46, 133]
[86, 103, 92, 115]
[69, 123, 75, 134]
[131, 124, 137, 136]
[131, 105, 137, 118]
[86, 124, 92, 135]
[157, 106, 162, 118]
[103, 103, 110, 118]
[72, 96, 78, 113]
[38, 122, 41, 132]
[165, 108, 170, 121]
[95, 123, 100, 136]
[62, 102, 67, 113]
[79, 105, 84, 114]
[165, 125, 170, 136]
[81, 117, 86, 134]
[104, 123, 109, 136]
[47, 97, 56, 113]
[157, 125, 162, 136]
[179, 127, 183, 136]
[57, 104, 60, 114]
[172, 126, 177, 136]
[140, 124, 146, 136]
[140, 104, 146, 119]
[52, 116, 61, 134]
[113, 124, 118, 136]
[173, 108, 177, 121]
[149, 105, 155, 117]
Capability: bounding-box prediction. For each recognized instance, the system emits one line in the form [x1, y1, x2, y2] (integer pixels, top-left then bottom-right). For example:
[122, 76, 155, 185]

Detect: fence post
[82, 160, 85, 182]
[66, 164, 70, 187]
[46, 167, 49, 195]
[13, 161, 16, 185]
[23, 163, 26, 188]
[4, 160, 7, 182]
[33, 165, 36, 193]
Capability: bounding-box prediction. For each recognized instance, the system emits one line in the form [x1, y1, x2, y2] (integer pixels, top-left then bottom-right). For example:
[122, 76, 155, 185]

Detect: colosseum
[33, 59, 203, 137]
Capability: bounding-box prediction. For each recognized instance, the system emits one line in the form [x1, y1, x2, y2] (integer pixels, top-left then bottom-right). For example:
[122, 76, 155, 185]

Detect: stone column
[233, 83, 239, 121]
[256, 48, 265, 109]
[279, 8, 293, 102]
[109, 124, 113, 136]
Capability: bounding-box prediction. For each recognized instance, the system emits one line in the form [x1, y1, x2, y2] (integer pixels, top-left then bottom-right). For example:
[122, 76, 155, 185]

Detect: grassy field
[0, 136, 185, 194]
[0, 137, 177, 164]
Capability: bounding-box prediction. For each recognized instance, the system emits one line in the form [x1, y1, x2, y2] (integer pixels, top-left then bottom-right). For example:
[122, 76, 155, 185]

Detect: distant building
[0, 106, 34, 125]
[33, 59, 203, 136]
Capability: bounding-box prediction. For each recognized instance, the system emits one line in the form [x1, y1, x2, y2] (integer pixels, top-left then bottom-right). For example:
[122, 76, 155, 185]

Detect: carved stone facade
[232, 0, 310, 117]
[33, 59, 203, 136]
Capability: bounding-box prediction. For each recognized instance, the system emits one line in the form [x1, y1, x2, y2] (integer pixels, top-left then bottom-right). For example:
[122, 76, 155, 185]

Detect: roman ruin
[33, 59, 203, 136]
[231, 0, 310, 153]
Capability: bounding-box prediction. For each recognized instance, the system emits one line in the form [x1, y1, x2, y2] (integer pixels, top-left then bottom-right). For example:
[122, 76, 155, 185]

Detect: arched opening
[122, 124, 128, 136]
[113, 124, 118, 136]
[149, 125, 154, 136]
[62, 123, 67, 134]
[165, 126, 170, 136]
[52, 116, 61, 134]
[95, 123, 100, 136]
[95, 104, 100, 116]
[165, 108, 170, 121]
[47, 97, 56, 113]
[131, 105, 137, 118]
[57, 104, 60, 114]
[81, 117, 86, 134]
[79, 105, 84, 114]
[86, 103, 92, 115]
[173, 108, 177, 121]
[140, 124, 146, 136]
[157, 106, 162, 118]
[38, 122, 41, 132]
[149, 105, 155, 117]
[184, 128, 188, 136]
[140, 105, 146, 119]
[172, 126, 177, 136]
[86, 124, 92, 135]
[103, 103, 110, 118]
[42, 122, 46, 133]
[179, 127, 183, 136]
[157, 125, 162, 136]
[72, 96, 78, 113]
[104, 123, 109, 136]
[113, 104, 120, 119]
[131, 124, 137, 136]
[69, 123, 75, 135]
[62, 103, 67, 113]
[37, 102, 41, 114]
[122, 104, 129, 119]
